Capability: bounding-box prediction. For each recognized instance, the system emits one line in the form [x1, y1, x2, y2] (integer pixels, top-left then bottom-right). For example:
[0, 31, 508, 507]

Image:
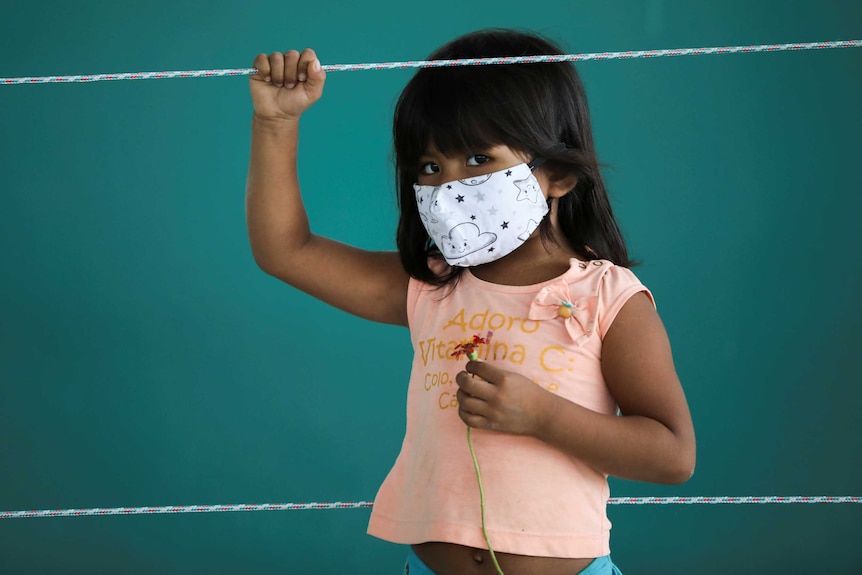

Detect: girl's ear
[546, 174, 578, 199]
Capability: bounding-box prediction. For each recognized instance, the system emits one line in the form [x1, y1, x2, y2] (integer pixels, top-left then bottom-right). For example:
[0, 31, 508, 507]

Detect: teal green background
[1, 1, 860, 573]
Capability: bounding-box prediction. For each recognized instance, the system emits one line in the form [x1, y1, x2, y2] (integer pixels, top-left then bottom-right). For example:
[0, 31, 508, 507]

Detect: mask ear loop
[528, 142, 569, 171]
[527, 156, 547, 171]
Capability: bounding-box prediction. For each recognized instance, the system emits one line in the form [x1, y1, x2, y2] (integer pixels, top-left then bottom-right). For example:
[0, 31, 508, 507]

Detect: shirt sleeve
[596, 265, 654, 340]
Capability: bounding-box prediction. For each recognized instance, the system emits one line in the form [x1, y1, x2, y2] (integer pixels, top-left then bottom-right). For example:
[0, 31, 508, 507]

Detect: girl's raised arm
[246, 49, 409, 326]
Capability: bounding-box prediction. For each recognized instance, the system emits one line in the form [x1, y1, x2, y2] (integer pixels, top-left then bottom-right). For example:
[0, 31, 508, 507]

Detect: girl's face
[416, 144, 534, 187]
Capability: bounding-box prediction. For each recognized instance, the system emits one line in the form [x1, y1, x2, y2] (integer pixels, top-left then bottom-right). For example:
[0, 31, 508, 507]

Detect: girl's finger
[465, 360, 503, 384]
[251, 53, 271, 82]
[457, 389, 486, 413]
[459, 408, 490, 430]
[297, 48, 318, 83]
[456, 370, 493, 400]
[269, 51, 285, 87]
[300, 49, 326, 100]
[282, 49, 301, 89]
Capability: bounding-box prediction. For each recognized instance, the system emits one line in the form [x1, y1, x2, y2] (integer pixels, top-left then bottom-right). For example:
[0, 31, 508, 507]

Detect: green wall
[1, 1, 860, 573]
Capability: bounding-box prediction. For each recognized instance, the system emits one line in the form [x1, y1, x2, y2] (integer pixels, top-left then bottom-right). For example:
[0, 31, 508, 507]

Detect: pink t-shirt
[367, 258, 652, 558]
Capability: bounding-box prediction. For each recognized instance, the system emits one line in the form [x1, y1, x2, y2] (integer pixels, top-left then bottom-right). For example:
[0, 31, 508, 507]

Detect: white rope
[2, 496, 858, 519]
[1, 40, 859, 85]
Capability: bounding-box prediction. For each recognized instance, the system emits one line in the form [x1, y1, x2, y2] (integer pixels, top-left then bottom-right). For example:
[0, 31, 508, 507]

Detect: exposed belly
[412, 542, 595, 575]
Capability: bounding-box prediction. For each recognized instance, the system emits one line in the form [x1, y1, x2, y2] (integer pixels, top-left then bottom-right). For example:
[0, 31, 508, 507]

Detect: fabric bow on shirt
[528, 280, 598, 346]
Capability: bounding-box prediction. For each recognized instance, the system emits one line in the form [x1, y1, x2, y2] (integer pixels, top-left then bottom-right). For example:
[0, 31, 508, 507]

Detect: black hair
[394, 28, 633, 286]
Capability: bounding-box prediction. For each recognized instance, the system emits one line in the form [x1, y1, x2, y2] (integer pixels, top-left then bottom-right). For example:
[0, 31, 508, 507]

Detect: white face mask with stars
[414, 161, 549, 267]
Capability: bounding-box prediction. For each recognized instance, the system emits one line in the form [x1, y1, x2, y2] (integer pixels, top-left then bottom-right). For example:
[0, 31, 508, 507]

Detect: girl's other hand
[455, 361, 552, 436]
[249, 49, 326, 122]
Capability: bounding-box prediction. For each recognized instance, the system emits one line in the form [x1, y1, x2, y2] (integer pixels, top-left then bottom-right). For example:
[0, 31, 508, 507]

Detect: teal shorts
[405, 548, 623, 574]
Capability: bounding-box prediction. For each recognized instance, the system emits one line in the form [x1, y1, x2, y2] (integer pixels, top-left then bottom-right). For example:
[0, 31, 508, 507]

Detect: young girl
[247, 28, 695, 575]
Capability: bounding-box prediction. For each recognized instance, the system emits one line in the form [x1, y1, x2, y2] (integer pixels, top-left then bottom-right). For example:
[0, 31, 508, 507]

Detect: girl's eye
[419, 162, 439, 175]
[467, 154, 490, 166]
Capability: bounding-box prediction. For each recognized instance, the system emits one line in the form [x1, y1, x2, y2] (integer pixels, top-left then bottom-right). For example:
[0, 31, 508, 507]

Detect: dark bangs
[395, 65, 530, 175]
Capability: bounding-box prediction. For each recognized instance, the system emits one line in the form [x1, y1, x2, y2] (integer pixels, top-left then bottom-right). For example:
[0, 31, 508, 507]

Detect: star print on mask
[517, 219, 541, 241]
[514, 177, 542, 203]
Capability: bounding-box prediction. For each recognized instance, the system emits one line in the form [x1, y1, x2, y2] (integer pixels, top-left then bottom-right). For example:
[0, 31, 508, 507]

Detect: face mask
[414, 161, 548, 267]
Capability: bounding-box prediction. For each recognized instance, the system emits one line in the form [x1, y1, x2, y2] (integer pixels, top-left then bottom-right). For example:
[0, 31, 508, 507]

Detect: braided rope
[1, 40, 859, 85]
[1, 496, 858, 519]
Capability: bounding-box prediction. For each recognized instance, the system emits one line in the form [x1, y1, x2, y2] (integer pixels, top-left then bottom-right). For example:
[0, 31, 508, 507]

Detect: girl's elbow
[664, 447, 696, 484]
[659, 424, 696, 484]
[251, 249, 276, 275]
[249, 242, 285, 277]
[664, 463, 695, 485]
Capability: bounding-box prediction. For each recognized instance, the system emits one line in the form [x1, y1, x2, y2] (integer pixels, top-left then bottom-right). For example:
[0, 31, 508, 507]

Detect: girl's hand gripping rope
[250, 49, 326, 122]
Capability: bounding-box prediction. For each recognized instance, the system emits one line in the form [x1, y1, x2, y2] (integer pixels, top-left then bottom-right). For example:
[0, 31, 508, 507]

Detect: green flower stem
[467, 426, 505, 575]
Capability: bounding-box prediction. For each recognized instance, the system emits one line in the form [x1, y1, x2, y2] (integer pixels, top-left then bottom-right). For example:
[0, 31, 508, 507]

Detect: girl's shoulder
[558, 259, 654, 340]
[558, 257, 643, 289]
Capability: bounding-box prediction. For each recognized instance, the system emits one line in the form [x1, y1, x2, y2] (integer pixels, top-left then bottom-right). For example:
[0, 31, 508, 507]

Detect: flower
[452, 331, 493, 361]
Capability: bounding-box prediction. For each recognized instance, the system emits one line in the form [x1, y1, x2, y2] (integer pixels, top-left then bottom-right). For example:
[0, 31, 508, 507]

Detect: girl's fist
[249, 48, 326, 121]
